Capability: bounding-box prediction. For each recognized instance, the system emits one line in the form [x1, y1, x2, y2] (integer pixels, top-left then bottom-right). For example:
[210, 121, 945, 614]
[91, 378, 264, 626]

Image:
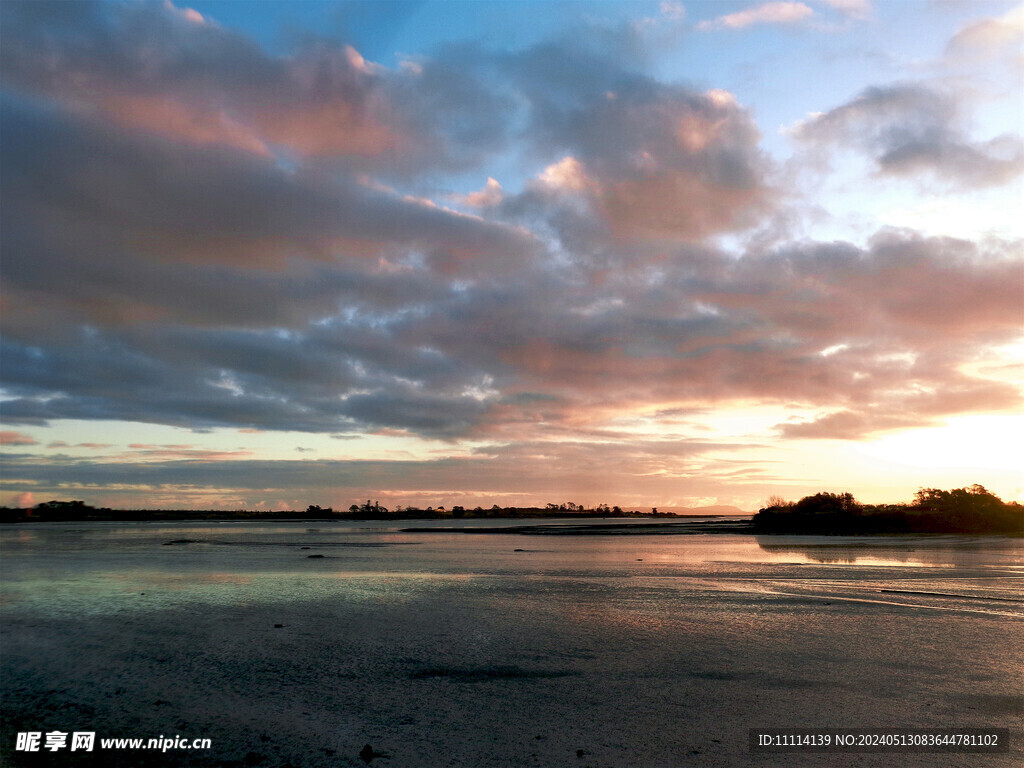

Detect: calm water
[3, 519, 1022, 618]
[2, 520, 1022, 767]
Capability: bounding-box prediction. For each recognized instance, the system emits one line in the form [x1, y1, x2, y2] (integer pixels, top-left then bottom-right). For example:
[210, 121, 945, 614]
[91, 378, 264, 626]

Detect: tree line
[0, 499, 669, 523]
[752, 485, 1022, 534]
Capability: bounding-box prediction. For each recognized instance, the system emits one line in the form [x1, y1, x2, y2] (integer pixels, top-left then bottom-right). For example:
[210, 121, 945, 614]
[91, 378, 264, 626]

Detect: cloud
[792, 84, 1024, 189]
[47, 442, 115, 450]
[479, 230, 1023, 437]
[777, 373, 1022, 439]
[945, 5, 1024, 60]
[779, 410, 919, 439]
[502, 54, 772, 243]
[0, 315, 506, 438]
[0, 1, 397, 162]
[0, 0, 517, 176]
[697, 2, 814, 31]
[0, 0, 1020, 460]
[0, 95, 540, 334]
[10, 222, 1016, 445]
[660, 2, 687, 22]
[458, 177, 504, 207]
[817, 0, 872, 20]
[0, 431, 38, 446]
[123, 447, 255, 461]
[0, 437, 767, 510]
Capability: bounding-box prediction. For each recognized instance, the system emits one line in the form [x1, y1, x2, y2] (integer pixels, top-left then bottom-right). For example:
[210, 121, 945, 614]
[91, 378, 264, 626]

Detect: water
[2, 520, 1022, 767]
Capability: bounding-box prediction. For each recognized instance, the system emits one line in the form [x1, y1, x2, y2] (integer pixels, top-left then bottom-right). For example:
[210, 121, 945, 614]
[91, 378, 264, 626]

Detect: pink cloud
[538, 157, 595, 193]
[599, 173, 765, 242]
[129, 443, 193, 450]
[123, 447, 255, 461]
[946, 6, 1024, 59]
[0, 431, 37, 446]
[48, 442, 114, 450]
[480, 232, 1023, 440]
[83, 53, 401, 161]
[460, 177, 504, 208]
[698, 2, 814, 31]
[530, 89, 770, 242]
[3, 2, 408, 163]
[95, 92, 272, 156]
[819, 0, 872, 20]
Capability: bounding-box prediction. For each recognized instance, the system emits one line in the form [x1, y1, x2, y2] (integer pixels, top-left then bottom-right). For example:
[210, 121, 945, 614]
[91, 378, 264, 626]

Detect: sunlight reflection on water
[1, 521, 1021, 619]
[3, 520, 1021, 768]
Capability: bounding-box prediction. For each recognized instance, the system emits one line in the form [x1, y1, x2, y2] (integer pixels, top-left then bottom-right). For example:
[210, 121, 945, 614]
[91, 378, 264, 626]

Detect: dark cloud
[0, 94, 539, 335]
[4, 224, 1018, 441]
[0, 0, 514, 174]
[0, 321, 501, 438]
[793, 84, 1024, 189]
[0, 1, 1020, 457]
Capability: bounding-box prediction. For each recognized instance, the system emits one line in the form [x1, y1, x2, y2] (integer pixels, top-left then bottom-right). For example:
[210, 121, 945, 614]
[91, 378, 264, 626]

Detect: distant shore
[401, 519, 755, 535]
[3, 485, 1020, 535]
[0, 503, 733, 524]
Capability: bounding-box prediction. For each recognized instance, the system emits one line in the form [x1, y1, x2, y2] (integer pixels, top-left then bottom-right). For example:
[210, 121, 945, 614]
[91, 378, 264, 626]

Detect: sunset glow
[1, 0, 1022, 511]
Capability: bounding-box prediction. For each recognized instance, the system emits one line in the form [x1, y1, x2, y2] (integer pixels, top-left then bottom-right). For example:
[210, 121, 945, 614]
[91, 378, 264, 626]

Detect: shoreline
[400, 519, 756, 535]
[0, 511, 748, 524]
[7, 516, 1020, 538]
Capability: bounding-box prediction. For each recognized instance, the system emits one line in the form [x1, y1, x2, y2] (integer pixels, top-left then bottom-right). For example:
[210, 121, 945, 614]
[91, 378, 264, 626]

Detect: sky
[1, 0, 1022, 512]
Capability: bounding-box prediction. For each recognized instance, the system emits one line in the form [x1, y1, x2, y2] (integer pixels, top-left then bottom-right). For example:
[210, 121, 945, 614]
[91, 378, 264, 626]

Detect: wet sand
[2, 523, 1021, 767]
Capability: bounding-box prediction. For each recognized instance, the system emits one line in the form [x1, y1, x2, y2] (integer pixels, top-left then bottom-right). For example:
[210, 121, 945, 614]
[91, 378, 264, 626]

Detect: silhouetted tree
[754, 485, 1022, 534]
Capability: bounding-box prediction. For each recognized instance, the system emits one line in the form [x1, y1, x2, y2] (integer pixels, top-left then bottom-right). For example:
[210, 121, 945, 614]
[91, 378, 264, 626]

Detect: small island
[752, 485, 1023, 535]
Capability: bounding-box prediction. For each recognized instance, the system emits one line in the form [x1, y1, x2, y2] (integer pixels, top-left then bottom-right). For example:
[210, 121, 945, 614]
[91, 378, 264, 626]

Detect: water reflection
[3, 523, 1022, 622]
[755, 535, 1023, 567]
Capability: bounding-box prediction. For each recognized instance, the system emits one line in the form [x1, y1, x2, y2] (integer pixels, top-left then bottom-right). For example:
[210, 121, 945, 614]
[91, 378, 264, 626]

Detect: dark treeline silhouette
[0, 500, 673, 523]
[753, 485, 1023, 535]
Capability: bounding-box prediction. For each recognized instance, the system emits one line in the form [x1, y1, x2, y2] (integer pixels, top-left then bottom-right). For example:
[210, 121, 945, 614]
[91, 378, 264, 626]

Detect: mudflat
[2, 521, 1021, 767]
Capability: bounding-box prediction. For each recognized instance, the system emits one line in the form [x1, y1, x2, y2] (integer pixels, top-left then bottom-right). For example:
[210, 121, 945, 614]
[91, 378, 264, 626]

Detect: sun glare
[857, 414, 1024, 473]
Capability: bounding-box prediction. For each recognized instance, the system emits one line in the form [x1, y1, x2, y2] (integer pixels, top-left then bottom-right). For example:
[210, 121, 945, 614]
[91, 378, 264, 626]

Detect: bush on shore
[752, 485, 1022, 535]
